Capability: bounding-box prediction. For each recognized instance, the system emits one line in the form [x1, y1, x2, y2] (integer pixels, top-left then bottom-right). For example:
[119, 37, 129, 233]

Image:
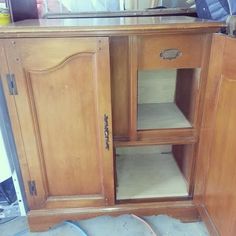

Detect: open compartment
[137, 68, 200, 130]
[115, 144, 194, 201]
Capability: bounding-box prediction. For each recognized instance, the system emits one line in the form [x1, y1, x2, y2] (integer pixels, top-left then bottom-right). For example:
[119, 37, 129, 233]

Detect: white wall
[0, 127, 11, 183]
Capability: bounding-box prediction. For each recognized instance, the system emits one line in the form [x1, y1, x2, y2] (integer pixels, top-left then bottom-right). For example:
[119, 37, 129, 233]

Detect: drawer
[138, 34, 204, 70]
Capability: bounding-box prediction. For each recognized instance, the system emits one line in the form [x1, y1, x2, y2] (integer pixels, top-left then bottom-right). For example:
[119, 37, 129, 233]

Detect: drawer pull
[160, 48, 182, 60]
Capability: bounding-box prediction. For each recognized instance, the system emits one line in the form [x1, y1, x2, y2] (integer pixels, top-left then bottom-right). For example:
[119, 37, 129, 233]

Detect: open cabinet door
[202, 34, 236, 236]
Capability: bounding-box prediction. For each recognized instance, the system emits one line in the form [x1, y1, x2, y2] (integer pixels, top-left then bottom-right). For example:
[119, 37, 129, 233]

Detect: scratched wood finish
[202, 35, 236, 236]
[1, 37, 115, 209]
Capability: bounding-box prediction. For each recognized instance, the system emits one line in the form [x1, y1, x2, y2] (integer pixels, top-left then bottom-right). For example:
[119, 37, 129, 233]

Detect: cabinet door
[201, 34, 236, 236]
[1, 38, 114, 209]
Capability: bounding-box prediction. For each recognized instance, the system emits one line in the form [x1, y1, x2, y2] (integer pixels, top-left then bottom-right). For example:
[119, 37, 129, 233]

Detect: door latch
[104, 114, 110, 150]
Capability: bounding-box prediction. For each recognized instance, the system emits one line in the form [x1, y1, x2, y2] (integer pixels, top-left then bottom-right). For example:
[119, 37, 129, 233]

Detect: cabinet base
[28, 200, 199, 232]
[197, 205, 219, 236]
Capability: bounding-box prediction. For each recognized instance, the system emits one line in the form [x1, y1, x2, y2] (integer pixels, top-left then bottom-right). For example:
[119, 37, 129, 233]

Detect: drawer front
[138, 34, 204, 69]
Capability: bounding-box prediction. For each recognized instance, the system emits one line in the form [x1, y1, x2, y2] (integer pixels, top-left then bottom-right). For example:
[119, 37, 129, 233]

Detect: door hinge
[28, 180, 37, 196]
[6, 74, 18, 95]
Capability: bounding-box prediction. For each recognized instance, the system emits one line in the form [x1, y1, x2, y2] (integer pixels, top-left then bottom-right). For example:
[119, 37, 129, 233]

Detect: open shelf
[138, 103, 192, 130]
[137, 69, 200, 130]
[116, 145, 190, 200]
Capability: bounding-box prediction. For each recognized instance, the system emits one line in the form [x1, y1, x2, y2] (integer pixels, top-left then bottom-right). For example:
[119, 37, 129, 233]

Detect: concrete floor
[0, 214, 209, 236]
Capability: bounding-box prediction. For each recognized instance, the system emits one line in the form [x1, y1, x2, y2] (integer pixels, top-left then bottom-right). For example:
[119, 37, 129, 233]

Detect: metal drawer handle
[160, 48, 182, 60]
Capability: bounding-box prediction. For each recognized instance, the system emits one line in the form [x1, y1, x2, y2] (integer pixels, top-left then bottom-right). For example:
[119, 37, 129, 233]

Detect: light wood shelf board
[116, 152, 189, 200]
[138, 103, 192, 130]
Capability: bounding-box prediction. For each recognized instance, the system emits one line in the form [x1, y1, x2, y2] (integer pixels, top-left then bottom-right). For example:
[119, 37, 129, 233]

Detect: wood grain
[175, 68, 201, 127]
[203, 35, 236, 236]
[172, 144, 195, 195]
[138, 34, 204, 69]
[129, 36, 138, 140]
[0, 40, 35, 207]
[27, 200, 199, 231]
[197, 206, 220, 236]
[192, 34, 215, 205]
[2, 37, 115, 209]
[137, 128, 197, 144]
[0, 16, 225, 38]
[110, 37, 129, 139]
[0, 17, 226, 233]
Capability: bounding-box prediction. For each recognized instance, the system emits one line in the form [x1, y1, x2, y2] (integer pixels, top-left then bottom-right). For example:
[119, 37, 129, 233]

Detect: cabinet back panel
[138, 69, 176, 104]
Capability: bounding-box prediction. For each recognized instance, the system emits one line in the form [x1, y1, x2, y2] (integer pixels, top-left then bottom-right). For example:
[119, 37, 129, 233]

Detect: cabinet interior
[115, 144, 194, 201]
[137, 68, 200, 130]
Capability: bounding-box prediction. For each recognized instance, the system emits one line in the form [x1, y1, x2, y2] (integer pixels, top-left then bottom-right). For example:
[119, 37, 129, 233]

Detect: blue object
[196, 0, 236, 21]
[65, 221, 89, 236]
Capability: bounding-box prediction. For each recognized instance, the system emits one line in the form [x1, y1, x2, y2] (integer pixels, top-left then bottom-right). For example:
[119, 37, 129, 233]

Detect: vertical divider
[129, 36, 138, 141]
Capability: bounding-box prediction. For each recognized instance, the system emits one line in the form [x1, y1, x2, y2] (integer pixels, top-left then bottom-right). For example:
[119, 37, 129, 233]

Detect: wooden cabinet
[1, 16, 235, 235]
[0, 37, 115, 209]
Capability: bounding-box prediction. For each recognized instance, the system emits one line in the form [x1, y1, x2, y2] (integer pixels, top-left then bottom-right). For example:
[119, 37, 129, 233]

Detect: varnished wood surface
[0, 16, 225, 38]
[192, 34, 214, 205]
[138, 34, 204, 69]
[197, 206, 220, 236]
[110, 37, 129, 139]
[27, 200, 199, 231]
[173, 145, 195, 194]
[1, 37, 115, 209]
[0, 40, 35, 207]
[129, 36, 139, 140]
[0, 16, 228, 233]
[203, 34, 236, 236]
[175, 68, 201, 127]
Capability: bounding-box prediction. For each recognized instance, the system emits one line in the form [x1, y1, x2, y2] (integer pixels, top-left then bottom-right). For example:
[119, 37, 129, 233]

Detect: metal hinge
[6, 74, 18, 95]
[28, 180, 37, 196]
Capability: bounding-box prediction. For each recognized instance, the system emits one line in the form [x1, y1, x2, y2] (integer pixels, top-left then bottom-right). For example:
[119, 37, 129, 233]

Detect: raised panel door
[1, 37, 114, 209]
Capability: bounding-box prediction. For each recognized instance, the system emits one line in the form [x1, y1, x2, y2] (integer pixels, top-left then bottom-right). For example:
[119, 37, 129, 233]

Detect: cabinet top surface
[0, 16, 225, 37]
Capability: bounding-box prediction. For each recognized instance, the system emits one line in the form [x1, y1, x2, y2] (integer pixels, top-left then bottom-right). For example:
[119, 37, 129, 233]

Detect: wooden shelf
[138, 103, 192, 130]
[116, 151, 189, 200]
